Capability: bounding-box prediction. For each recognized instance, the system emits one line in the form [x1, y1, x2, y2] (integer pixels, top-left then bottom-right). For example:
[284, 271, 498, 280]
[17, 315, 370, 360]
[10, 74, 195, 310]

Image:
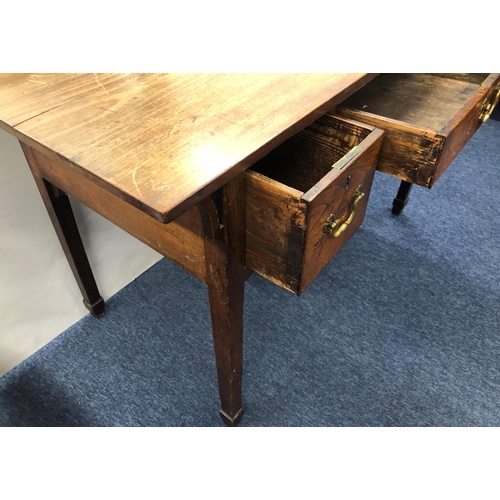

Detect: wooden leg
[198, 175, 246, 426]
[21, 143, 105, 318]
[205, 236, 245, 426]
[392, 180, 413, 215]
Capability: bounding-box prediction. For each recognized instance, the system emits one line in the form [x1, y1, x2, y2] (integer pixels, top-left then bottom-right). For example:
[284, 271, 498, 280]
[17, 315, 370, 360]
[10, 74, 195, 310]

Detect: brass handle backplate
[480, 87, 500, 123]
[323, 185, 364, 238]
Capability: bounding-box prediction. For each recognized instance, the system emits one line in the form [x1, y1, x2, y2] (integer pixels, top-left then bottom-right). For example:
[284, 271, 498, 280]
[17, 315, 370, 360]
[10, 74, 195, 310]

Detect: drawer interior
[249, 114, 373, 194]
[340, 73, 489, 132]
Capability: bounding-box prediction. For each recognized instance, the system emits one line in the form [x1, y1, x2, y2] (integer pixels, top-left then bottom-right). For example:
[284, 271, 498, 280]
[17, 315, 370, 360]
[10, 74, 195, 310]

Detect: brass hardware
[331, 145, 362, 170]
[323, 185, 364, 238]
[480, 88, 500, 123]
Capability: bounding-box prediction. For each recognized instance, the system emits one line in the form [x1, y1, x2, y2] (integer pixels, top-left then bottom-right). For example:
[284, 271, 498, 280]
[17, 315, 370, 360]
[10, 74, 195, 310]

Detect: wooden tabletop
[0, 74, 374, 222]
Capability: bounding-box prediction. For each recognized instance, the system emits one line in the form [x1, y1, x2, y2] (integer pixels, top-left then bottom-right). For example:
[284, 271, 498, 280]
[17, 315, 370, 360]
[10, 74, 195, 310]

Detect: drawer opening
[249, 114, 373, 194]
[339, 73, 489, 132]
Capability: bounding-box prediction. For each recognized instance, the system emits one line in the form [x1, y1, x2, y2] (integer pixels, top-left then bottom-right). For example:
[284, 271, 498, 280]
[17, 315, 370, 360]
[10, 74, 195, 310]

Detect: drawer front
[337, 73, 500, 187]
[433, 74, 500, 184]
[245, 114, 384, 295]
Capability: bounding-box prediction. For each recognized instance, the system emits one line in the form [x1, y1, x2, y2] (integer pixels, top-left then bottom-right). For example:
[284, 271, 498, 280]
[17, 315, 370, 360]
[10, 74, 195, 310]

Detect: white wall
[0, 128, 163, 376]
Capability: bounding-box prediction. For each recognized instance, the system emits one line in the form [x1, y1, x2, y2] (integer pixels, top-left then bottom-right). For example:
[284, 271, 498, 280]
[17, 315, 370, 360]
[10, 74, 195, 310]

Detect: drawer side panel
[245, 171, 306, 293]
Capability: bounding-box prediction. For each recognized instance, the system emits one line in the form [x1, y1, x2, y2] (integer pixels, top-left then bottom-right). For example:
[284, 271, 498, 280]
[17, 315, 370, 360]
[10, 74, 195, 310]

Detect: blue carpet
[1, 117, 499, 427]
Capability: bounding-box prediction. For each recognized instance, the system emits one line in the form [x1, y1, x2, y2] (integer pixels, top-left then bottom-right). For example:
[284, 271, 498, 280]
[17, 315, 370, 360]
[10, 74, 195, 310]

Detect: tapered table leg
[205, 237, 245, 426]
[392, 180, 413, 215]
[198, 176, 246, 426]
[20, 143, 105, 318]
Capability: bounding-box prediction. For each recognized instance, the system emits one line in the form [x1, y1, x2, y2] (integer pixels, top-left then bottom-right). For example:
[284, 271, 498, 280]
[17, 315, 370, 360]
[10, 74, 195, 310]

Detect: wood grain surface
[0, 73, 374, 223]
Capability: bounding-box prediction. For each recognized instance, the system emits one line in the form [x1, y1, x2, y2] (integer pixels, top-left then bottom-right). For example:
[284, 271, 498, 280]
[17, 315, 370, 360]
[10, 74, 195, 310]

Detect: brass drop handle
[323, 185, 364, 238]
[480, 87, 500, 123]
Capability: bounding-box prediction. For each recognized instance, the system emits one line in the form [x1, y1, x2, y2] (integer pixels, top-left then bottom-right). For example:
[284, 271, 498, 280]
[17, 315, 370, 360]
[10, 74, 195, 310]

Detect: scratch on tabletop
[132, 166, 143, 197]
[168, 123, 178, 140]
[93, 74, 109, 95]
[13, 105, 65, 127]
[28, 75, 47, 85]
[95, 106, 116, 113]
[123, 326, 129, 335]
[214, 115, 242, 127]
[173, 97, 194, 118]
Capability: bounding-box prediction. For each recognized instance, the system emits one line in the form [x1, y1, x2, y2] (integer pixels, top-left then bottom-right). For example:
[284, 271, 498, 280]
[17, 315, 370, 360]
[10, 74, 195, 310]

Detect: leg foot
[84, 296, 106, 318]
[392, 180, 413, 215]
[219, 408, 244, 427]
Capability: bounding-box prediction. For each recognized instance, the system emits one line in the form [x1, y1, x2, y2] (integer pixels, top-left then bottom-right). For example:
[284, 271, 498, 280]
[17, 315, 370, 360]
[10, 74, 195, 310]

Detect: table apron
[24, 144, 208, 282]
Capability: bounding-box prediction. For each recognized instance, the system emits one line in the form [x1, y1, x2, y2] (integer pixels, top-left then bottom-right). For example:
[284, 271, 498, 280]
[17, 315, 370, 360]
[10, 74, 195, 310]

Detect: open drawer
[245, 114, 384, 295]
[336, 73, 500, 187]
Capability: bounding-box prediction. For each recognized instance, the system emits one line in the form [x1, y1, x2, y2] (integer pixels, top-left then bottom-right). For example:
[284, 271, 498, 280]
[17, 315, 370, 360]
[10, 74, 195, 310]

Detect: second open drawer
[245, 114, 384, 295]
[336, 73, 500, 187]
